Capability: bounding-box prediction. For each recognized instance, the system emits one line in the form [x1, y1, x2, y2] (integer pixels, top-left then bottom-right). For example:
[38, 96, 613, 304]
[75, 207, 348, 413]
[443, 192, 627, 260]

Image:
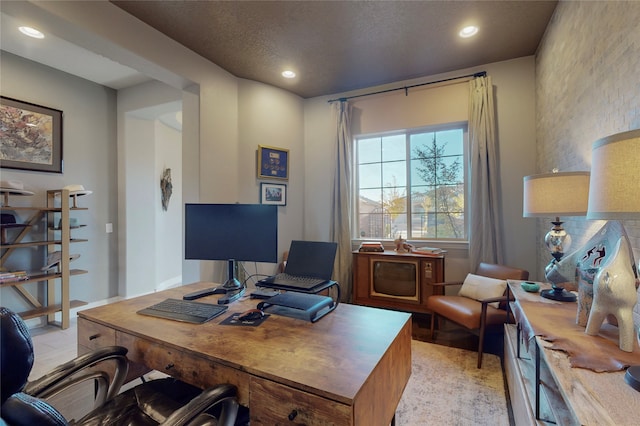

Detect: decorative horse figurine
[585, 237, 638, 352]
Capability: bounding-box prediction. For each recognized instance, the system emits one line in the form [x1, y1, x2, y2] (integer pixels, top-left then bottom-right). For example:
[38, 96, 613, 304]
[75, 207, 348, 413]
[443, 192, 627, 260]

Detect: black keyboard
[137, 298, 228, 323]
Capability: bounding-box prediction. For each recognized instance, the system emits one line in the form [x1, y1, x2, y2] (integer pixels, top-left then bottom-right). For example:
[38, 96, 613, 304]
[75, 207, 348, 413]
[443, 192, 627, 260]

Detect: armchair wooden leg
[430, 312, 437, 342]
[478, 303, 488, 369]
[477, 326, 485, 369]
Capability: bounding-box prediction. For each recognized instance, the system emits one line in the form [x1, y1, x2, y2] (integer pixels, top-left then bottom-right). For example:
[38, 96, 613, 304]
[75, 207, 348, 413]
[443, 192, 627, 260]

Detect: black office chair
[0, 307, 239, 426]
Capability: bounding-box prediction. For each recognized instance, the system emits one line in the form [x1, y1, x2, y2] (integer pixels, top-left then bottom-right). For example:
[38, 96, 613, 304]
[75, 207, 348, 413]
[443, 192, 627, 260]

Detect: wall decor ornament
[0, 96, 63, 173]
[260, 182, 286, 206]
[257, 145, 289, 180]
[160, 167, 172, 211]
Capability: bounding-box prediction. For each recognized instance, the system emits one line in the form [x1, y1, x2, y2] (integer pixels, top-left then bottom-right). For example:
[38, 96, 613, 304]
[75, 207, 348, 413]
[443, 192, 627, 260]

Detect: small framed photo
[257, 145, 289, 180]
[0, 96, 63, 173]
[260, 182, 287, 206]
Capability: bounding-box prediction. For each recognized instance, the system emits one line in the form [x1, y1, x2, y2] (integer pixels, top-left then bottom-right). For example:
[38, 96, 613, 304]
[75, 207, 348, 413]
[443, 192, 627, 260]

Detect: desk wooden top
[78, 282, 412, 406]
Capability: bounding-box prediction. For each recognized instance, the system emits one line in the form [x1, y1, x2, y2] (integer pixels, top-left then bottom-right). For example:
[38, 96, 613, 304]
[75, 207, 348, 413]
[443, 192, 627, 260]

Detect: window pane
[358, 137, 381, 164]
[434, 212, 465, 239]
[409, 132, 434, 157]
[410, 159, 432, 186]
[358, 163, 381, 189]
[434, 184, 464, 214]
[382, 188, 406, 213]
[355, 125, 466, 242]
[359, 188, 383, 204]
[382, 160, 406, 187]
[436, 156, 463, 184]
[437, 129, 464, 156]
[411, 213, 436, 238]
[381, 134, 405, 161]
[411, 187, 435, 213]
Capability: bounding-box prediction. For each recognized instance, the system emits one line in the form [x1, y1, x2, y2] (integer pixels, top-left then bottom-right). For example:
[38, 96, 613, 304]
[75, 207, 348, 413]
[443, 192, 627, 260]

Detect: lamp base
[540, 286, 576, 302]
[625, 366, 640, 392]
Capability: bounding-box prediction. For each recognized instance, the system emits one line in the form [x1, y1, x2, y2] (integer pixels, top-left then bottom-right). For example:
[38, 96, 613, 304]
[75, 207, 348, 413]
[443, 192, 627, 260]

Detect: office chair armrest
[24, 345, 129, 402]
[162, 383, 239, 426]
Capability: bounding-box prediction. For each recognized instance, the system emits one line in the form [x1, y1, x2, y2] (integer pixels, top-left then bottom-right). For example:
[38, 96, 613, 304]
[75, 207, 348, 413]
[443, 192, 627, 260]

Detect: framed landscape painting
[0, 96, 63, 173]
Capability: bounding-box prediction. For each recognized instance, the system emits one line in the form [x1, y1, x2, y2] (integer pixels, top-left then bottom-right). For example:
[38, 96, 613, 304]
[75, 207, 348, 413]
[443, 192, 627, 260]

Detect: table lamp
[583, 128, 639, 390]
[523, 171, 590, 301]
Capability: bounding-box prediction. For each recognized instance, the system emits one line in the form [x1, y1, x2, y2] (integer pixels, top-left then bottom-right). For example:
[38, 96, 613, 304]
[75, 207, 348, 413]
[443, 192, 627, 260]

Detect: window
[355, 124, 467, 241]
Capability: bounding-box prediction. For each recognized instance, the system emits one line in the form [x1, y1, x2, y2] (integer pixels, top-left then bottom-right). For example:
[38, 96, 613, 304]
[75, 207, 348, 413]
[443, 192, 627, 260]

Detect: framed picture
[0, 96, 63, 173]
[257, 145, 289, 180]
[260, 182, 287, 206]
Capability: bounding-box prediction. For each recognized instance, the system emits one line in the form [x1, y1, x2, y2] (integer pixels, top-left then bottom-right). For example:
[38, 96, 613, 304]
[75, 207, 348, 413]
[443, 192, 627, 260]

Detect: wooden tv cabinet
[352, 250, 444, 314]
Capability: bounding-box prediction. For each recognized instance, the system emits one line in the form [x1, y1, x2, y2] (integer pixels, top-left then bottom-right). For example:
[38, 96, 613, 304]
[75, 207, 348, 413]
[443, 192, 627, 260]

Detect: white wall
[535, 1, 640, 325]
[237, 79, 305, 279]
[3, 1, 542, 308]
[117, 81, 183, 297]
[303, 56, 538, 282]
[155, 120, 182, 290]
[0, 52, 118, 311]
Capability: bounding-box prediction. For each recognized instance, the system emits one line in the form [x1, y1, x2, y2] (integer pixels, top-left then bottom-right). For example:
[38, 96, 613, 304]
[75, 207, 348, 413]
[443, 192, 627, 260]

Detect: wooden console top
[507, 280, 640, 425]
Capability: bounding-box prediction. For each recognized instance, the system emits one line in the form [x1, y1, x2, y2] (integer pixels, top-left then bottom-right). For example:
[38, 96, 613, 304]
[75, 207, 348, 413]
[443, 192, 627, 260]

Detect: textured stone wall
[535, 1, 640, 281]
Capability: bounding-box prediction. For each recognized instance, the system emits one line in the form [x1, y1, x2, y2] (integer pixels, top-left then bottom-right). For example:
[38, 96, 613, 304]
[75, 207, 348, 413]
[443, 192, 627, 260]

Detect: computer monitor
[184, 203, 278, 301]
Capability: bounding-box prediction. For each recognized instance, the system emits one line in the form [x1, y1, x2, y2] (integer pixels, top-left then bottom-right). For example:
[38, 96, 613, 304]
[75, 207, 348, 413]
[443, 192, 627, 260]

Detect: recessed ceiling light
[459, 26, 478, 38]
[282, 70, 296, 79]
[19, 26, 45, 39]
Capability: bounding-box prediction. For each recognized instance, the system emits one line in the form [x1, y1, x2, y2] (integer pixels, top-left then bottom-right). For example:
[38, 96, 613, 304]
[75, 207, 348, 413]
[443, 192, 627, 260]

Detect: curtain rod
[327, 71, 486, 103]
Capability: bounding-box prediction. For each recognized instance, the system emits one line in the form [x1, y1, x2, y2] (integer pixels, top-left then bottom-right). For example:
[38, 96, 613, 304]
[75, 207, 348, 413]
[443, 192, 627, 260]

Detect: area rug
[395, 340, 509, 425]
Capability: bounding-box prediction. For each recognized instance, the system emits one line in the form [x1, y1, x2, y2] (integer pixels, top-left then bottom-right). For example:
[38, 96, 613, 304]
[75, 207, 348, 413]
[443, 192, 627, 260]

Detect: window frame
[353, 122, 469, 244]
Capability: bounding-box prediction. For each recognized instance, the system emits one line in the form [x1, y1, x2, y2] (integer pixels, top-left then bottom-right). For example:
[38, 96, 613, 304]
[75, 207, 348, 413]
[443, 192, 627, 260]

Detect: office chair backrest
[0, 307, 35, 404]
[1, 307, 69, 425]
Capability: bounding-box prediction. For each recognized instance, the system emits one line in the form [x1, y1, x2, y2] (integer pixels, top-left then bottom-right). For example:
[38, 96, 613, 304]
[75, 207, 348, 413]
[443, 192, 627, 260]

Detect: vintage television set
[352, 251, 445, 313]
[184, 203, 278, 303]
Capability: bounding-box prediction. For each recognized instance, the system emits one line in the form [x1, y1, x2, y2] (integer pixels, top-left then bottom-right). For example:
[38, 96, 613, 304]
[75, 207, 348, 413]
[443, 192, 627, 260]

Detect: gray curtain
[331, 100, 353, 302]
[468, 75, 504, 269]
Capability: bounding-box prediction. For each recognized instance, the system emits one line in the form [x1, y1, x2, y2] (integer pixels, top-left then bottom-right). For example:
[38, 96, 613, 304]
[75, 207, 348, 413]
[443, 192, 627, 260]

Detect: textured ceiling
[112, 1, 557, 99]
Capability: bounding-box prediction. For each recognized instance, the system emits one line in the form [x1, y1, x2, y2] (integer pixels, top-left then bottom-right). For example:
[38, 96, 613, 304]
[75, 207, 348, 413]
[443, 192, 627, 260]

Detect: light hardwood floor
[30, 318, 80, 380]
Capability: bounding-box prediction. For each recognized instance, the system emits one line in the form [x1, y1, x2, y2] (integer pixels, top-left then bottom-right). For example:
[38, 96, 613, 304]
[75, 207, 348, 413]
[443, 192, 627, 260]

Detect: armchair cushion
[458, 273, 507, 308]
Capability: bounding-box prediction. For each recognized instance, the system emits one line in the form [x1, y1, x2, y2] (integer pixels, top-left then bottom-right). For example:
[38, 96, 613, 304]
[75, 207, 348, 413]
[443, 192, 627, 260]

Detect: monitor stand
[183, 259, 245, 303]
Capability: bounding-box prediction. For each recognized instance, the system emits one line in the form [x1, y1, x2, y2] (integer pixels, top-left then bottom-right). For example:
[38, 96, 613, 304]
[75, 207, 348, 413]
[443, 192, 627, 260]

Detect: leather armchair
[426, 263, 529, 368]
[0, 307, 239, 426]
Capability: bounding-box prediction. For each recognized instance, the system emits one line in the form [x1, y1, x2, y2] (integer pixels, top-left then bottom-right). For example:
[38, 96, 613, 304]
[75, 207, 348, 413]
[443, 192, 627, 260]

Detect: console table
[78, 281, 412, 425]
[505, 280, 640, 425]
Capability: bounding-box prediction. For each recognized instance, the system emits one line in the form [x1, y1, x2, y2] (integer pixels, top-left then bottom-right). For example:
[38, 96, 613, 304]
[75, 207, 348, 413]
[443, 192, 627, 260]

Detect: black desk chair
[0, 307, 239, 426]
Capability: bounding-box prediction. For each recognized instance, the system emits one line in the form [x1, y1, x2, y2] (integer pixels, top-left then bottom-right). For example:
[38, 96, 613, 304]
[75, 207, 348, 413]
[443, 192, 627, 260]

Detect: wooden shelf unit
[0, 189, 88, 329]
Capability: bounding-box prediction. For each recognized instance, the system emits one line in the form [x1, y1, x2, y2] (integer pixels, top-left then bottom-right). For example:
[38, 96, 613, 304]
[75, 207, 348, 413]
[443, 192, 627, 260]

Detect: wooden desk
[77, 282, 412, 425]
[505, 281, 640, 425]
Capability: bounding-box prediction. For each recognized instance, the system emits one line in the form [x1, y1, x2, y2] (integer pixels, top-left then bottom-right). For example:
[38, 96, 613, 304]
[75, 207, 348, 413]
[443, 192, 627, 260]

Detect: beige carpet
[396, 340, 509, 425]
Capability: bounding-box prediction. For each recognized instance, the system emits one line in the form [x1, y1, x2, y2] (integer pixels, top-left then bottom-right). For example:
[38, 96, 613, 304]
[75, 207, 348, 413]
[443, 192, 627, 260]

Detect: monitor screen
[185, 204, 278, 263]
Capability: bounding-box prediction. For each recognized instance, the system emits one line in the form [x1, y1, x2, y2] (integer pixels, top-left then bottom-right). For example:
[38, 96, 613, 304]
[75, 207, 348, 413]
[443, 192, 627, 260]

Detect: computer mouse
[238, 309, 264, 321]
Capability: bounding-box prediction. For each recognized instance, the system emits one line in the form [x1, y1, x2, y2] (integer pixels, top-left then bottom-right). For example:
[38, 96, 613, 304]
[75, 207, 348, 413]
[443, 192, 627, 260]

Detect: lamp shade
[523, 171, 591, 217]
[586, 129, 640, 219]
